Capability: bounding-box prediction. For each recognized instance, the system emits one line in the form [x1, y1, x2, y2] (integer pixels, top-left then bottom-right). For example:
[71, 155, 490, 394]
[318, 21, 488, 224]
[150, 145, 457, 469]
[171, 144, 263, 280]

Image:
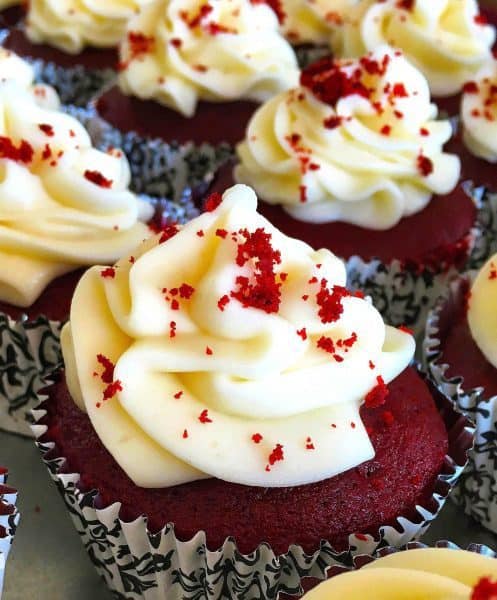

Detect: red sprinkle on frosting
[471, 577, 497, 600]
[84, 170, 113, 188]
[252, 433, 263, 444]
[0, 136, 33, 163]
[174, 391, 183, 399]
[316, 279, 350, 324]
[100, 267, 116, 279]
[217, 295, 230, 311]
[198, 409, 212, 423]
[365, 375, 389, 408]
[38, 123, 54, 136]
[296, 328, 307, 341]
[416, 153, 433, 177]
[266, 443, 284, 471]
[206, 346, 213, 355]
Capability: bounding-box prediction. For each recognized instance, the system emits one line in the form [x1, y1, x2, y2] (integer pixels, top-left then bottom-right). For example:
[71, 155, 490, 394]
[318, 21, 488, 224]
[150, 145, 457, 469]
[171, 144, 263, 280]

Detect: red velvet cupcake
[424, 253, 497, 536]
[33, 184, 472, 599]
[93, 0, 298, 202]
[0, 468, 19, 598]
[1, 0, 158, 105]
[213, 47, 476, 334]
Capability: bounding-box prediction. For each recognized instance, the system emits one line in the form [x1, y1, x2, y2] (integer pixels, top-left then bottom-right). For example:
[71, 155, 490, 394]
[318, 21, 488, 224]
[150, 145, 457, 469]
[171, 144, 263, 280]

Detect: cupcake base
[424, 275, 497, 534]
[31, 367, 473, 599]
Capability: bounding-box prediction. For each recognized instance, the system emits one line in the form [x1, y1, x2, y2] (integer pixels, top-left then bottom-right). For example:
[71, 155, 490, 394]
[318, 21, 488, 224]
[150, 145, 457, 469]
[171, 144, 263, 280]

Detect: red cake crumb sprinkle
[365, 375, 389, 408]
[102, 380, 123, 402]
[398, 325, 414, 335]
[331, 423, 337, 428]
[302, 294, 309, 301]
[216, 228, 228, 239]
[38, 123, 54, 136]
[474, 13, 489, 25]
[96, 354, 115, 384]
[100, 267, 116, 279]
[351, 421, 356, 429]
[252, 433, 263, 444]
[41, 144, 52, 160]
[279, 272, 288, 281]
[84, 170, 113, 188]
[231, 228, 282, 313]
[316, 279, 350, 324]
[471, 577, 497, 599]
[463, 81, 479, 94]
[205, 192, 223, 211]
[127, 31, 155, 61]
[171, 38, 182, 48]
[380, 124, 391, 136]
[182, 429, 189, 439]
[392, 82, 408, 98]
[308, 276, 318, 284]
[179, 283, 195, 299]
[217, 295, 230, 311]
[296, 327, 307, 340]
[251, 0, 286, 24]
[174, 391, 183, 399]
[198, 409, 212, 423]
[489, 262, 497, 279]
[169, 321, 177, 338]
[0, 136, 33, 163]
[196, 229, 205, 237]
[180, 3, 213, 28]
[419, 127, 429, 136]
[306, 436, 315, 450]
[394, 109, 403, 119]
[416, 153, 433, 177]
[266, 443, 284, 470]
[158, 224, 179, 244]
[205, 346, 213, 355]
[382, 410, 395, 426]
[323, 115, 343, 129]
[299, 184, 307, 203]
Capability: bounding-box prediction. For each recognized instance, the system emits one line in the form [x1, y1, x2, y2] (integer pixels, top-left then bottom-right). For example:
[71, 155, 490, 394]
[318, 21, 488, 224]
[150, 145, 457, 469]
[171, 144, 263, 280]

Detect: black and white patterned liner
[0, 469, 20, 596]
[423, 275, 497, 535]
[30, 384, 473, 600]
[0, 315, 62, 436]
[467, 185, 497, 271]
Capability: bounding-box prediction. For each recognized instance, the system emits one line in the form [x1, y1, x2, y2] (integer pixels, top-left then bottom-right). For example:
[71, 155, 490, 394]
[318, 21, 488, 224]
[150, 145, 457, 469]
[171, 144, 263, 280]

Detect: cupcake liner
[30, 375, 473, 600]
[423, 275, 497, 534]
[467, 185, 497, 271]
[0, 469, 20, 596]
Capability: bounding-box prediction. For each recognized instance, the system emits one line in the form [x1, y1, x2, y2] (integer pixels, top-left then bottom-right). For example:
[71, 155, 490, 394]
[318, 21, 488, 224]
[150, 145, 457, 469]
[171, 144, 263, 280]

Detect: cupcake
[0, 48, 158, 436]
[302, 544, 497, 599]
[2, 0, 157, 105]
[424, 253, 497, 535]
[0, 468, 19, 598]
[211, 46, 475, 334]
[331, 0, 496, 116]
[33, 184, 472, 599]
[94, 0, 299, 200]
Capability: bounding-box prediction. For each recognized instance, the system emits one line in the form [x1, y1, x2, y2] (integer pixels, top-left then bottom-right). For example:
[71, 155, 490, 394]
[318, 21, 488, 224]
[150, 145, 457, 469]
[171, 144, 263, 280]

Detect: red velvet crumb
[365, 375, 389, 408]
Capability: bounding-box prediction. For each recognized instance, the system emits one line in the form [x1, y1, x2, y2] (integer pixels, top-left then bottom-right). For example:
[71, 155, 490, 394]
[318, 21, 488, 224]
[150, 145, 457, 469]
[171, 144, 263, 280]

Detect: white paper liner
[423, 275, 497, 534]
[30, 377, 473, 600]
[0, 469, 20, 597]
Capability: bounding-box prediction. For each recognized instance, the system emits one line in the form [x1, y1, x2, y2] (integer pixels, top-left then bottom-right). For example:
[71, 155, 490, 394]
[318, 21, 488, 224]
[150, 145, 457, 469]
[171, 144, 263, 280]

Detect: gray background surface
[2, 430, 497, 600]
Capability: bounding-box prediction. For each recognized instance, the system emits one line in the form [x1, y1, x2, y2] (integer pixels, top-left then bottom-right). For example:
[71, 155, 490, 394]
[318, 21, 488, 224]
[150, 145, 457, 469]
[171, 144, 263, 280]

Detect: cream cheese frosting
[279, 0, 356, 45]
[0, 74, 152, 308]
[468, 253, 497, 371]
[303, 548, 497, 599]
[61, 184, 414, 489]
[236, 46, 460, 230]
[461, 60, 497, 162]
[117, 0, 299, 118]
[26, 0, 156, 54]
[333, 0, 496, 97]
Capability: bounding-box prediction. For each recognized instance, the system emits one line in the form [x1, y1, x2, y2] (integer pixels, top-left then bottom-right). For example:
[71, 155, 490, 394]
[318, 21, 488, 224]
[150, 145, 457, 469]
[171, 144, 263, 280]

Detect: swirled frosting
[236, 46, 460, 230]
[280, 0, 355, 45]
[334, 0, 496, 97]
[461, 61, 497, 162]
[0, 77, 152, 308]
[117, 0, 299, 118]
[468, 253, 497, 371]
[61, 184, 414, 489]
[25, 0, 156, 54]
[303, 548, 497, 599]
[0, 48, 60, 110]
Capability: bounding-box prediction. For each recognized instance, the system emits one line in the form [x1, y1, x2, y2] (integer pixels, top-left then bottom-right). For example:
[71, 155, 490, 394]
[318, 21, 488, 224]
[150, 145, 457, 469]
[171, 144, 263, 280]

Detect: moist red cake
[206, 163, 476, 268]
[39, 366, 454, 555]
[96, 85, 259, 145]
[2, 28, 118, 70]
[434, 276, 497, 397]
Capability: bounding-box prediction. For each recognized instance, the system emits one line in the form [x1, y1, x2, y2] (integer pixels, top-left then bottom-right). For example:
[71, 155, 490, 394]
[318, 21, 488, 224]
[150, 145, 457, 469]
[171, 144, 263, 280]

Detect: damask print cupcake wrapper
[0, 469, 20, 596]
[423, 276, 497, 534]
[30, 386, 473, 600]
[467, 186, 497, 271]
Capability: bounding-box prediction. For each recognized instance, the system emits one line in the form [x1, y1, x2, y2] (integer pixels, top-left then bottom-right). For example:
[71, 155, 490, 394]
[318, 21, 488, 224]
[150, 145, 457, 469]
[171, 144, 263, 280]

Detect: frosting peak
[334, 0, 496, 97]
[236, 46, 460, 229]
[468, 253, 497, 371]
[117, 0, 299, 117]
[62, 183, 414, 489]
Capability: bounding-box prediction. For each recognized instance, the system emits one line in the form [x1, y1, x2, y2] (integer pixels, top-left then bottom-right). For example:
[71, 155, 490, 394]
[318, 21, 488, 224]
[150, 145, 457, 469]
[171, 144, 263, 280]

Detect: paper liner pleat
[0, 469, 20, 596]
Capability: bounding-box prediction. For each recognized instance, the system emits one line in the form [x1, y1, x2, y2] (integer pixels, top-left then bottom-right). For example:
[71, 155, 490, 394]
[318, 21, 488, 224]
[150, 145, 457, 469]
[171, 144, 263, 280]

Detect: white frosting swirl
[280, 0, 357, 45]
[26, 0, 156, 54]
[236, 46, 460, 229]
[0, 77, 152, 307]
[462, 60, 497, 162]
[334, 0, 496, 97]
[0, 48, 60, 110]
[61, 184, 414, 489]
[118, 0, 299, 118]
[304, 548, 497, 599]
[468, 253, 497, 371]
